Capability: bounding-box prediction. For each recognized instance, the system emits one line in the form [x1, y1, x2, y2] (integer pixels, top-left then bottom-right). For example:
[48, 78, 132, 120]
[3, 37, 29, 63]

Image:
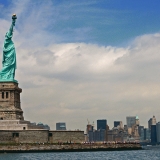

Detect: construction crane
[87, 118, 90, 125]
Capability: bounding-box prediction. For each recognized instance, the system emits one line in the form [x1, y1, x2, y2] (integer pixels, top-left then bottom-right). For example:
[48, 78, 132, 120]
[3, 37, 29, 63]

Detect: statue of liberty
[0, 14, 17, 83]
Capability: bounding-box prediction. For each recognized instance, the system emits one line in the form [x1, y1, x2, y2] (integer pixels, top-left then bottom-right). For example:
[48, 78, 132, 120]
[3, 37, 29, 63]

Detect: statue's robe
[0, 25, 17, 82]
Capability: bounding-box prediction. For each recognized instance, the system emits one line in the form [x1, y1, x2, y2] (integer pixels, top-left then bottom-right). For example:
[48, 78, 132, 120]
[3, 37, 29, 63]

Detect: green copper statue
[0, 14, 17, 83]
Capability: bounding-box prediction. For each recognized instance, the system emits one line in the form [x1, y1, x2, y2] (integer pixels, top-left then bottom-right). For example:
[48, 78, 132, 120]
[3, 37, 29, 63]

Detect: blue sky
[1, 0, 160, 46]
[0, 0, 160, 130]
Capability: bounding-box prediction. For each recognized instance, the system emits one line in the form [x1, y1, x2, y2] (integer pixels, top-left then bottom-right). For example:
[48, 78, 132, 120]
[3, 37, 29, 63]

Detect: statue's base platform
[0, 79, 18, 83]
[0, 120, 48, 130]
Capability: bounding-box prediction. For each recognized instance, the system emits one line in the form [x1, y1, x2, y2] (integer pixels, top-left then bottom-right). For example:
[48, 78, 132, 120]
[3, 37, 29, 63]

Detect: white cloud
[14, 33, 160, 130]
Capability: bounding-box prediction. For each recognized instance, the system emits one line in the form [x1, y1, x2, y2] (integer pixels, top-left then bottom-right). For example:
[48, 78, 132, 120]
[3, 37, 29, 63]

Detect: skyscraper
[126, 116, 136, 128]
[151, 125, 157, 144]
[138, 126, 144, 137]
[97, 119, 107, 130]
[114, 121, 123, 128]
[148, 118, 152, 129]
[114, 121, 120, 127]
[152, 116, 156, 125]
[140, 128, 144, 141]
[135, 116, 140, 126]
[144, 128, 150, 141]
[156, 122, 160, 143]
[148, 115, 156, 130]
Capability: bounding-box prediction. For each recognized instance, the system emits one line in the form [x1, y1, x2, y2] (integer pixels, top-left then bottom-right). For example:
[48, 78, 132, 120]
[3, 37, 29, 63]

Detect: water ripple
[0, 149, 160, 160]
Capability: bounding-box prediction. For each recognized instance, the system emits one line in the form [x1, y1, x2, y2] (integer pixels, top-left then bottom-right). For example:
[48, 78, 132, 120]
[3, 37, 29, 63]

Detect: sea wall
[0, 130, 48, 143]
[0, 130, 84, 143]
[0, 143, 142, 152]
[49, 131, 84, 143]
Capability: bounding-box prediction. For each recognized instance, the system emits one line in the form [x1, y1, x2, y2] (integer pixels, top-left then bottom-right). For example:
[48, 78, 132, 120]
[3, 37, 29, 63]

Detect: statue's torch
[12, 14, 17, 26]
[12, 14, 17, 20]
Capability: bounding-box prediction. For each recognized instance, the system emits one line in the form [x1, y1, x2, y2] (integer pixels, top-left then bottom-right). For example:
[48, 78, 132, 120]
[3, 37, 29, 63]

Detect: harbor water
[0, 146, 159, 160]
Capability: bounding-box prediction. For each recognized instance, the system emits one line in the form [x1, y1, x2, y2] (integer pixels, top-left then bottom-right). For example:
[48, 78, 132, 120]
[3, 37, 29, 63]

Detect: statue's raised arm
[0, 14, 18, 83]
[6, 14, 17, 39]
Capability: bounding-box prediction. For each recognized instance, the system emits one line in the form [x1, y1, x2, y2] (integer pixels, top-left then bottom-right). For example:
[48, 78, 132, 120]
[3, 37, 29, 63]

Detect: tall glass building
[138, 126, 144, 137]
[97, 119, 107, 130]
[114, 121, 120, 127]
[126, 116, 136, 128]
[156, 122, 160, 143]
[144, 128, 151, 141]
[151, 125, 157, 144]
[140, 128, 150, 141]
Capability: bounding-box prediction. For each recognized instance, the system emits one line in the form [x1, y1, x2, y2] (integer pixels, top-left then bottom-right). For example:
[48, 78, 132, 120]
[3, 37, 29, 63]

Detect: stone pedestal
[0, 82, 24, 120]
[0, 82, 48, 130]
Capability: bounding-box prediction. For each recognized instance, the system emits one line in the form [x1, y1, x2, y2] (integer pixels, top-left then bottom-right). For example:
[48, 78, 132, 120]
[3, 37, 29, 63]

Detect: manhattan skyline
[0, 0, 160, 130]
